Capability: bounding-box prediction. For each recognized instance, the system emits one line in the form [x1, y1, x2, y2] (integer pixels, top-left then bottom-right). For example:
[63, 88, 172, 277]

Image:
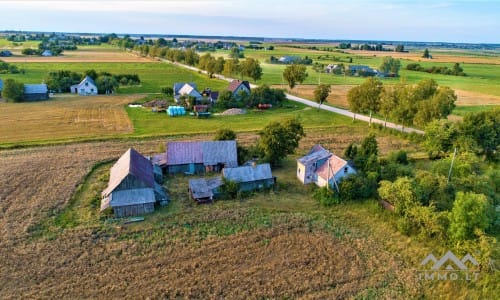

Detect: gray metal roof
[298, 144, 332, 165]
[24, 84, 48, 94]
[165, 140, 238, 167]
[102, 188, 156, 210]
[189, 177, 222, 199]
[223, 163, 273, 183]
[102, 148, 155, 196]
[174, 82, 197, 95]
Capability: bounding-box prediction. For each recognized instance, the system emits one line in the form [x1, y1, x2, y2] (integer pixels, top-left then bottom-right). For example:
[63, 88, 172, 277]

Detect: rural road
[160, 58, 424, 134]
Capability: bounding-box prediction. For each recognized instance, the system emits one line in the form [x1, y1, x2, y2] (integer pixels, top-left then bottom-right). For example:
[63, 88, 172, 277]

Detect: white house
[297, 144, 356, 189]
[71, 76, 98, 96]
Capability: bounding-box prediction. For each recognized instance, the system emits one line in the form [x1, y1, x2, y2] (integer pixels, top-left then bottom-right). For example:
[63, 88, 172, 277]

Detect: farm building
[297, 144, 356, 189]
[188, 177, 222, 203]
[0, 50, 13, 57]
[0, 78, 3, 94]
[227, 80, 251, 98]
[41, 50, 53, 57]
[174, 82, 202, 103]
[153, 140, 238, 175]
[71, 76, 98, 96]
[278, 56, 301, 64]
[23, 84, 49, 101]
[222, 163, 275, 192]
[348, 65, 375, 76]
[101, 148, 168, 217]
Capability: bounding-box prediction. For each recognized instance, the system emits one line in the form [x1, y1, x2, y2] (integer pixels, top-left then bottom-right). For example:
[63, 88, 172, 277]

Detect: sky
[1, 0, 499, 43]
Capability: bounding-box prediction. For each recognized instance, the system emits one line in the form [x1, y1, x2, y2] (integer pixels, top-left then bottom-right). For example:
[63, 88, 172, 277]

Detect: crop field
[0, 95, 137, 146]
[2, 46, 153, 63]
[0, 132, 429, 299]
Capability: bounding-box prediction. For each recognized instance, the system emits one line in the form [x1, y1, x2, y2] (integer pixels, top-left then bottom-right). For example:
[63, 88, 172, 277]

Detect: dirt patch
[454, 89, 500, 106]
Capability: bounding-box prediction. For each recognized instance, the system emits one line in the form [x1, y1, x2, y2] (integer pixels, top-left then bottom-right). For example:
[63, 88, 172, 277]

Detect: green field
[127, 101, 361, 137]
[2, 61, 229, 94]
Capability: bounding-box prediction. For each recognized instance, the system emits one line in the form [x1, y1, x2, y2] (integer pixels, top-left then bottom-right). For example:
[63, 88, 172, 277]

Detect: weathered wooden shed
[101, 148, 168, 217]
[222, 163, 275, 192]
[188, 177, 222, 203]
[154, 140, 238, 175]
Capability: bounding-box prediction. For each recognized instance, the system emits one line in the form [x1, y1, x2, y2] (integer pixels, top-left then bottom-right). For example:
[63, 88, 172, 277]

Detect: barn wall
[240, 179, 274, 192]
[113, 203, 155, 217]
[167, 163, 205, 175]
[23, 93, 48, 101]
[115, 174, 149, 191]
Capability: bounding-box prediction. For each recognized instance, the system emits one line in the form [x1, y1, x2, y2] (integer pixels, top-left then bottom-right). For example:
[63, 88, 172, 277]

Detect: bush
[313, 187, 340, 206]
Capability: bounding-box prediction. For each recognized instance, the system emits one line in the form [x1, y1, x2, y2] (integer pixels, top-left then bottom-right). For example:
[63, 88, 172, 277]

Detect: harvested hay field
[0, 95, 138, 145]
[278, 85, 500, 109]
[0, 130, 425, 298]
[343, 49, 500, 65]
[2, 49, 152, 63]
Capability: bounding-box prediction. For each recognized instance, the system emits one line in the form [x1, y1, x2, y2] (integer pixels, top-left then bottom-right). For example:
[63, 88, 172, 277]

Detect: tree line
[406, 62, 466, 76]
[347, 78, 457, 129]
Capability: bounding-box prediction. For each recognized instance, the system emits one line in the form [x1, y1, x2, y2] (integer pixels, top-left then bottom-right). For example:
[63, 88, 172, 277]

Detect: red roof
[316, 155, 348, 181]
[227, 80, 250, 93]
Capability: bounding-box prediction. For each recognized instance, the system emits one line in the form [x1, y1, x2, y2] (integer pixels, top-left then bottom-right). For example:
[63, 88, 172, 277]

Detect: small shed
[188, 177, 222, 203]
[222, 163, 275, 192]
[23, 84, 49, 101]
[41, 50, 53, 57]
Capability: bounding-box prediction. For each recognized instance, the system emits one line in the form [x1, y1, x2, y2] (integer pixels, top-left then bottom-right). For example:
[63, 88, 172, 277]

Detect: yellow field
[0, 95, 138, 144]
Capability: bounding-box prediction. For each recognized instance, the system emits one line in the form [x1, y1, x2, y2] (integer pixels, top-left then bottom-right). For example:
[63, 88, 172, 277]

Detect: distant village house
[23, 84, 49, 101]
[227, 79, 251, 99]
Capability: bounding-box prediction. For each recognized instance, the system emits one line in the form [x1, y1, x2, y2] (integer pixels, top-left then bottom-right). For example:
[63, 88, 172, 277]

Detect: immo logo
[418, 250, 480, 281]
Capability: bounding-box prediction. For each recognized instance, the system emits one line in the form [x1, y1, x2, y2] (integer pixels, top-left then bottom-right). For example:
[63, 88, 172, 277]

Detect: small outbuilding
[188, 177, 222, 203]
[41, 50, 53, 57]
[222, 163, 275, 192]
[23, 84, 49, 101]
[101, 148, 168, 217]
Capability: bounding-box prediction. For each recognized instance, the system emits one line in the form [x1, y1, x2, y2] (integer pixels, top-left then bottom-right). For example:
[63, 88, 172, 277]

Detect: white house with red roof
[297, 144, 356, 189]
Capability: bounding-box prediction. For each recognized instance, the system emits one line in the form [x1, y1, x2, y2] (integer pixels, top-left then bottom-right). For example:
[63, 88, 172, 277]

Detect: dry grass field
[343, 49, 500, 65]
[2, 48, 152, 63]
[274, 84, 500, 109]
[0, 131, 425, 299]
[0, 95, 138, 145]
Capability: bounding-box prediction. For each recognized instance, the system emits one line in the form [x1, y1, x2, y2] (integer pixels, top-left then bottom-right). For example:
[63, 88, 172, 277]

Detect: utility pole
[447, 147, 457, 183]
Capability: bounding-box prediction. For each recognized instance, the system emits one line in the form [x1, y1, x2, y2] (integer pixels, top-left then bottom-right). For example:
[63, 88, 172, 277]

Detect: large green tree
[379, 56, 401, 75]
[2, 78, 25, 102]
[240, 58, 263, 82]
[449, 191, 492, 242]
[313, 84, 331, 108]
[283, 64, 308, 90]
[347, 77, 382, 125]
[223, 58, 239, 77]
[258, 118, 305, 166]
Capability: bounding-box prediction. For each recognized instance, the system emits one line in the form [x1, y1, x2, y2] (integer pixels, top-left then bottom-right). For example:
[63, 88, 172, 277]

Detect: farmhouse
[153, 140, 238, 174]
[348, 65, 375, 76]
[41, 50, 53, 57]
[0, 50, 13, 57]
[101, 148, 168, 217]
[71, 76, 98, 96]
[173, 82, 202, 103]
[188, 177, 222, 203]
[23, 84, 49, 101]
[227, 80, 251, 98]
[278, 56, 301, 64]
[297, 144, 356, 189]
[222, 163, 275, 192]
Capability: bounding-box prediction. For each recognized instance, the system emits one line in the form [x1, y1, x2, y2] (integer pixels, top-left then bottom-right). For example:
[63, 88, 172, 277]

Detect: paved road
[160, 58, 424, 134]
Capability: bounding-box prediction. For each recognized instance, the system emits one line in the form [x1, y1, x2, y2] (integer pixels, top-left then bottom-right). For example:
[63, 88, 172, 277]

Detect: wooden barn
[101, 148, 168, 217]
[153, 140, 238, 175]
[222, 163, 275, 192]
[188, 177, 222, 203]
[23, 84, 49, 101]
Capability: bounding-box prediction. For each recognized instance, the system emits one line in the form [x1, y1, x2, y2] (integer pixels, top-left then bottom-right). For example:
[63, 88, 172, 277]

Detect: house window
[298, 168, 301, 174]
[344, 167, 348, 174]
[91, 88, 94, 92]
[85, 82, 88, 86]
